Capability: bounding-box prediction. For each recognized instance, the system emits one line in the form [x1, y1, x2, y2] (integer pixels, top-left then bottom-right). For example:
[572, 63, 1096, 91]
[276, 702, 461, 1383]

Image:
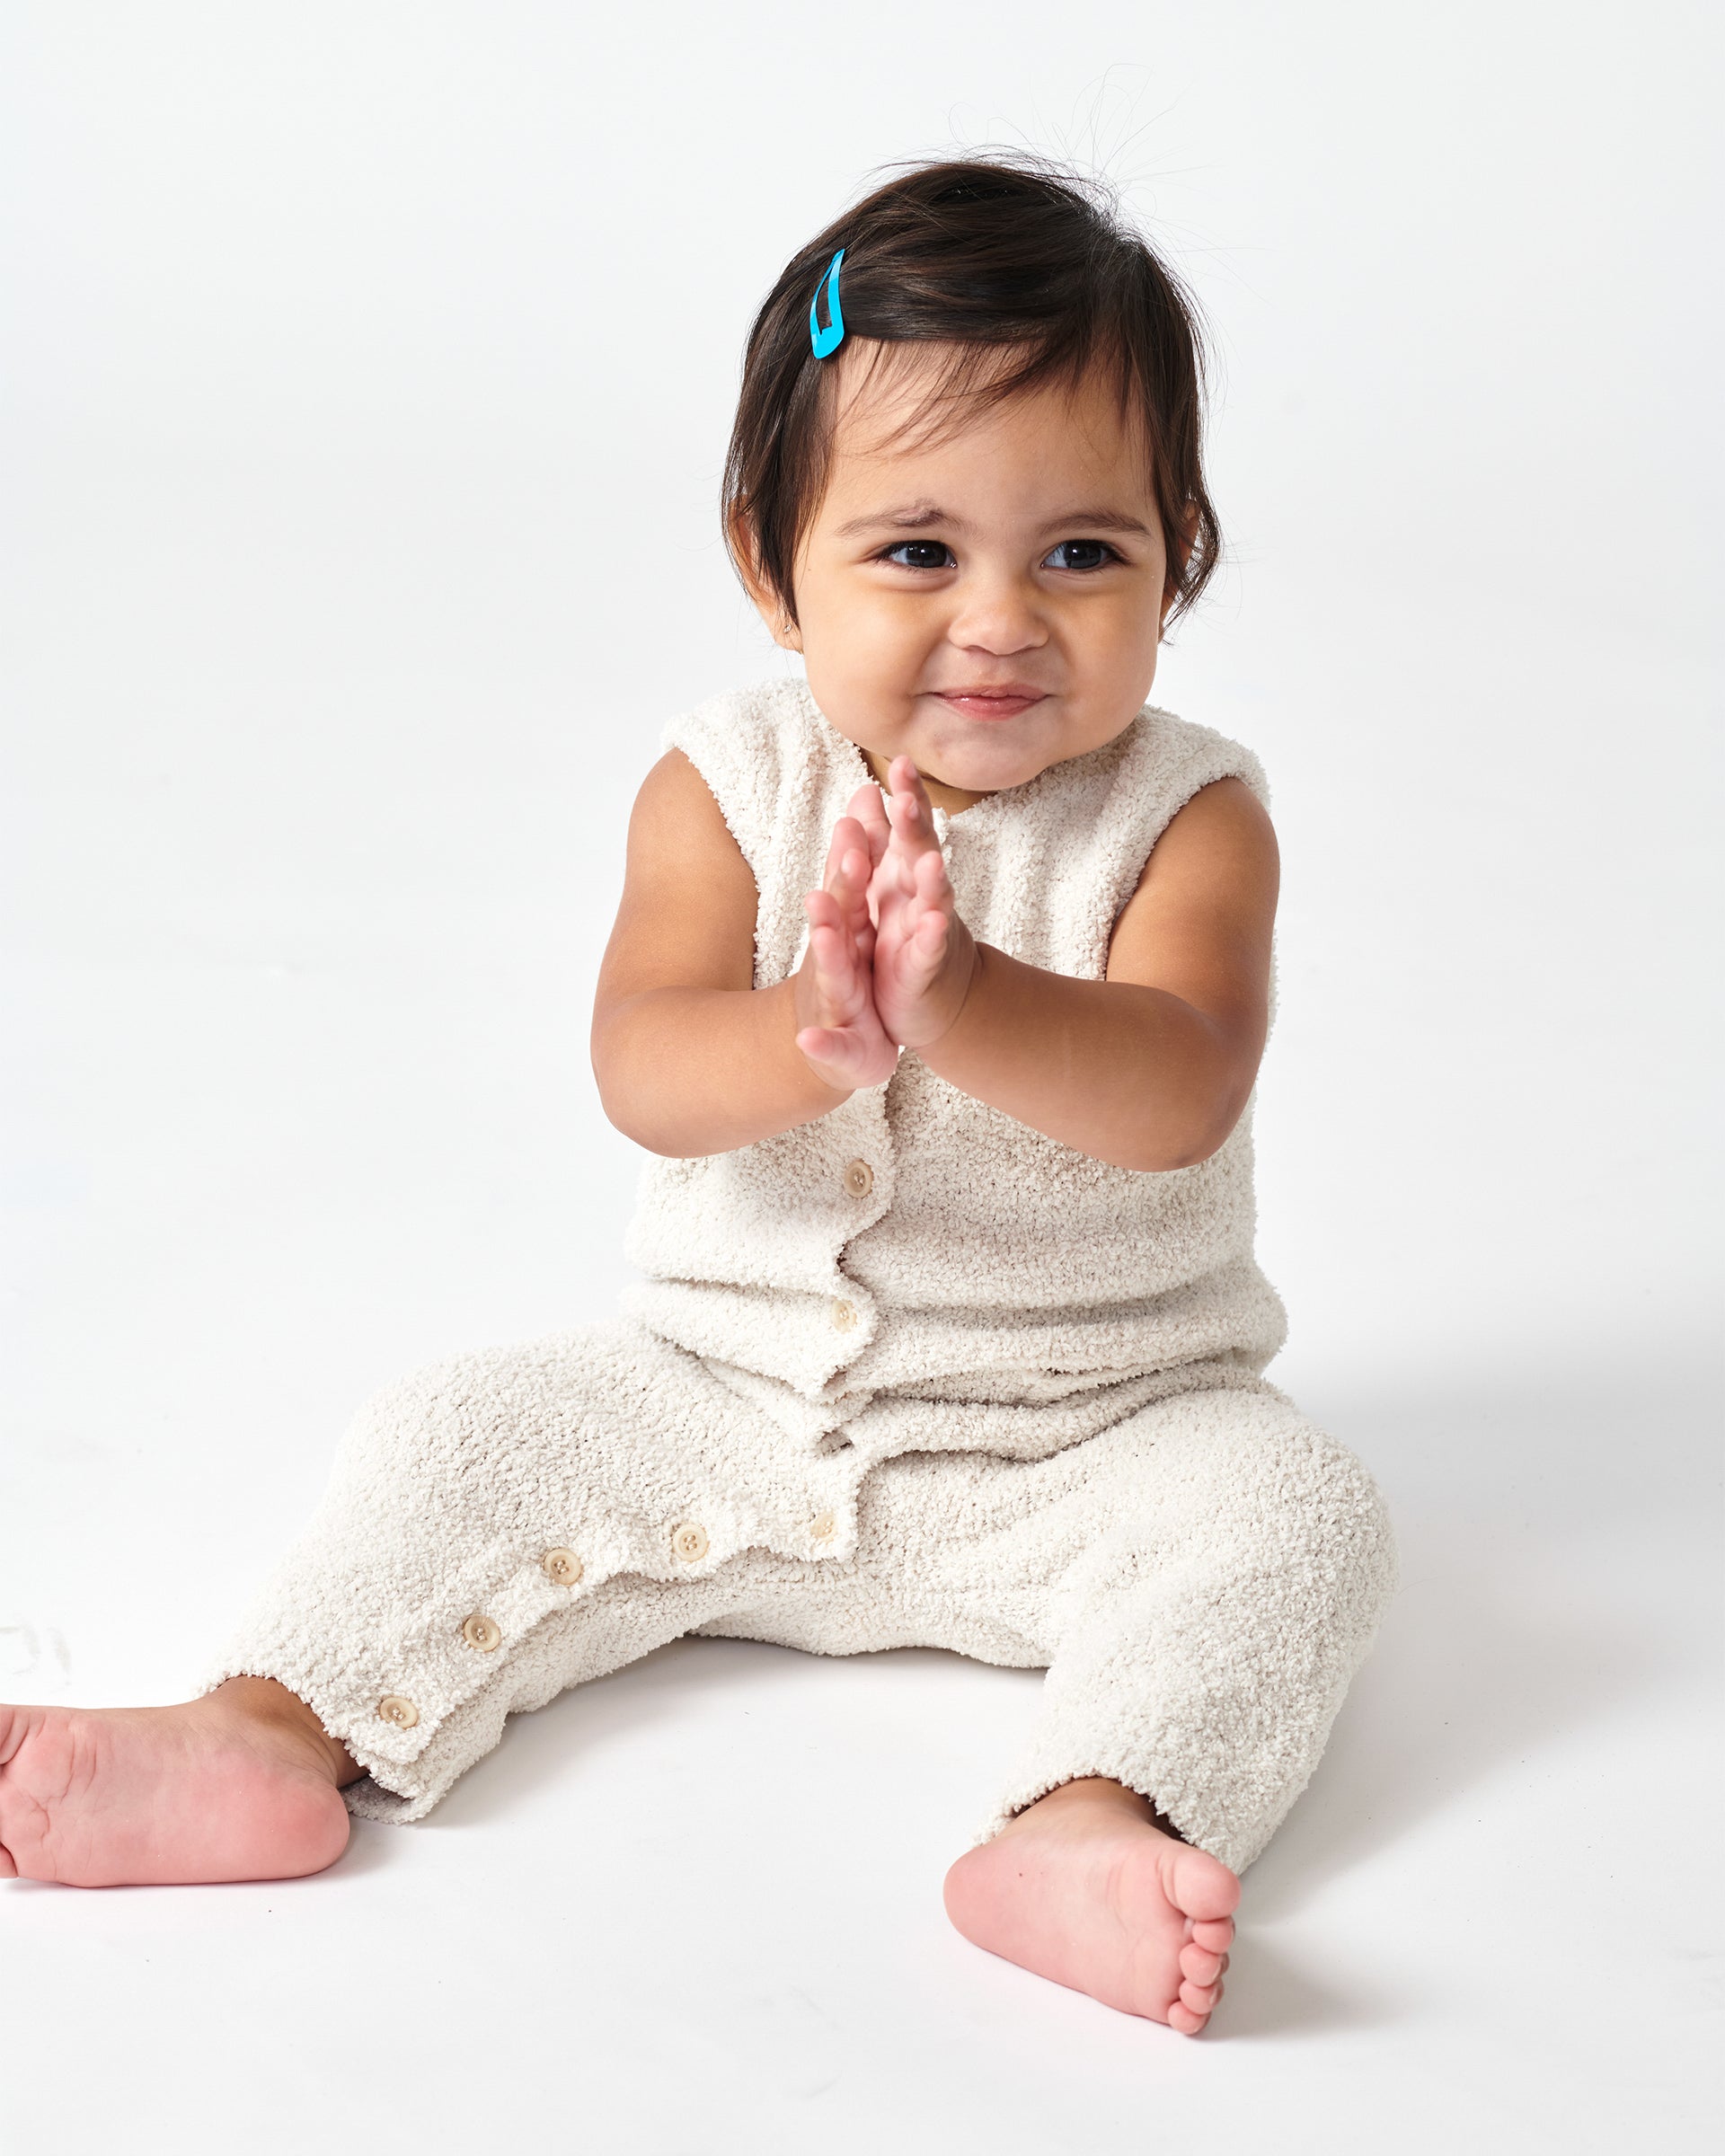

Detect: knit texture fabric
[622, 681, 1288, 1414]
[204, 679, 1396, 1869]
[206, 1318, 1393, 1870]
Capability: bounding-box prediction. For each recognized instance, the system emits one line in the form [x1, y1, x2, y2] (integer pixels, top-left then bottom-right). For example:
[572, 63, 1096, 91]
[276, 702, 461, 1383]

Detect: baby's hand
[792, 784, 898, 1091]
[869, 755, 978, 1051]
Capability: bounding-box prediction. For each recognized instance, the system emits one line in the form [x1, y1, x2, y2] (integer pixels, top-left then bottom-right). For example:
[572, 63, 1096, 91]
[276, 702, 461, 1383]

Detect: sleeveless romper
[208, 682, 1395, 1872]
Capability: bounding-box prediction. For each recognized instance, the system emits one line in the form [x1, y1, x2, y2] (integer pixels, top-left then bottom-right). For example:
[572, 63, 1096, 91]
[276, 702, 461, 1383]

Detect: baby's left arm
[870, 757, 1278, 1172]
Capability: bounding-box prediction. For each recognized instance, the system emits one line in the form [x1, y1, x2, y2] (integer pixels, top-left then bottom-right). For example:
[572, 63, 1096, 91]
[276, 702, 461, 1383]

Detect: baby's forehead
[818, 343, 1155, 501]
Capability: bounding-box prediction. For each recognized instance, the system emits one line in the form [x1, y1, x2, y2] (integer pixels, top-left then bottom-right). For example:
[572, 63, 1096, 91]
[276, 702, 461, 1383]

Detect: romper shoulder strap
[1122, 707, 1271, 826]
[930, 705, 1271, 984]
[659, 678, 875, 987]
[1074, 709, 1274, 1013]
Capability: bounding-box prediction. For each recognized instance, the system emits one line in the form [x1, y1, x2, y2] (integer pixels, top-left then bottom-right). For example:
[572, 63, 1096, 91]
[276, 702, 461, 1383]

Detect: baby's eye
[1044, 539, 1119, 572]
[881, 540, 956, 570]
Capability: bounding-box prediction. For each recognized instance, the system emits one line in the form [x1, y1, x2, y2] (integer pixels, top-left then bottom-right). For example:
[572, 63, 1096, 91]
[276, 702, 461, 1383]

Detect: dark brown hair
[723, 153, 1224, 634]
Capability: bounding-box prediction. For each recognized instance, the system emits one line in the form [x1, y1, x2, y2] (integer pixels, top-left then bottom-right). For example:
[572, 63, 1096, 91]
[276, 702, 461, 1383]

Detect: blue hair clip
[809, 248, 845, 358]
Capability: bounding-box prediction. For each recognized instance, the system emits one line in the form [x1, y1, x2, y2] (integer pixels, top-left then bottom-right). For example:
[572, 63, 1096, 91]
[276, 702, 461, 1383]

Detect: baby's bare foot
[943, 1777, 1239, 2033]
[0, 1679, 354, 1887]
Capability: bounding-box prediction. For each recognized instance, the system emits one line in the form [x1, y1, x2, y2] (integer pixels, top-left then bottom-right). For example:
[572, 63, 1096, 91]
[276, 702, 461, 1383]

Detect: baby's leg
[861, 1386, 1393, 2028]
[3, 1319, 776, 1884]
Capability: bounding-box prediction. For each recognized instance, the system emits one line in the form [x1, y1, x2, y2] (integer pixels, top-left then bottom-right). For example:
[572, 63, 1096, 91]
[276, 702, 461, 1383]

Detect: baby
[0, 156, 1395, 2036]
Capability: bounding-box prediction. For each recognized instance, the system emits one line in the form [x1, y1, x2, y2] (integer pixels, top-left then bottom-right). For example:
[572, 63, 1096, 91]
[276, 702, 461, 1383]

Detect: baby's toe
[1190, 1916, 1234, 1955]
[1166, 1999, 1208, 2037]
[1180, 1942, 1225, 1986]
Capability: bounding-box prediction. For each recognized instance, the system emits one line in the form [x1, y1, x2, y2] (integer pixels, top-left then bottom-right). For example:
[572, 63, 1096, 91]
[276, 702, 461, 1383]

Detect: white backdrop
[3, 5, 1720, 2152]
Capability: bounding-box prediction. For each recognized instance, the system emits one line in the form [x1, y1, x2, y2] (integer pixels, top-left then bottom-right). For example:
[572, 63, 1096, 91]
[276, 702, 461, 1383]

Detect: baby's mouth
[933, 686, 1047, 721]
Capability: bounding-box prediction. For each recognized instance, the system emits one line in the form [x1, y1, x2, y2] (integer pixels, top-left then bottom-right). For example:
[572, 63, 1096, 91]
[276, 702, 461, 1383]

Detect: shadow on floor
[1211, 1932, 1411, 2042]
[424, 1628, 928, 1832]
[1245, 1353, 1711, 1917]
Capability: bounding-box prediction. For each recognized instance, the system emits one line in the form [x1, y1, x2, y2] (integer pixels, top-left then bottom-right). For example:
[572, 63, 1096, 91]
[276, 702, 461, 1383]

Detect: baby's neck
[862, 748, 992, 817]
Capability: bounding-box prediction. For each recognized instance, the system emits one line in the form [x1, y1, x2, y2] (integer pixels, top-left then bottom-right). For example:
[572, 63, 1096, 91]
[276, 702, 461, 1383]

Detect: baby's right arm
[590, 751, 891, 1157]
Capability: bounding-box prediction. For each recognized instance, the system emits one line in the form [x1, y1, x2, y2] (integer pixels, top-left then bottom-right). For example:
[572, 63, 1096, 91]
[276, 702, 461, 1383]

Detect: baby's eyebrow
[1044, 507, 1155, 538]
[833, 501, 953, 537]
[832, 502, 1154, 540]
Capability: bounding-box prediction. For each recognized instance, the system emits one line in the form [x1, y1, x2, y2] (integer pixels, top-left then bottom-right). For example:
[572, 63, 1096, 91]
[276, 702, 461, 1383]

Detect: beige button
[842, 1159, 874, 1198]
[461, 1612, 502, 1652]
[830, 1297, 858, 1331]
[671, 1521, 710, 1563]
[377, 1694, 419, 1728]
[811, 1511, 836, 1542]
[542, 1547, 584, 1586]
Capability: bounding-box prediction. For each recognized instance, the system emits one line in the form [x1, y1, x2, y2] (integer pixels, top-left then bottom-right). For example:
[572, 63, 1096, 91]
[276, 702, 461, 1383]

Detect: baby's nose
[945, 580, 1048, 656]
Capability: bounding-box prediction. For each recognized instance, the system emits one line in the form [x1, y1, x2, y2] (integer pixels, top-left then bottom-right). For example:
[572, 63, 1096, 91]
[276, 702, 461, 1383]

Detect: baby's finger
[795, 1024, 858, 1088]
[886, 754, 937, 831]
[829, 838, 880, 950]
[885, 773, 948, 887]
[846, 781, 892, 866]
[804, 886, 843, 935]
[911, 841, 951, 904]
[822, 814, 870, 897]
[903, 907, 950, 984]
[835, 845, 872, 917]
[818, 816, 845, 883]
[887, 783, 933, 847]
[887, 752, 926, 799]
[891, 842, 951, 938]
[806, 885, 859, 940]
[806, 918, 865, 1018]
[795, 1025, 883, 1094]
[804, 890, 854, 969]
[795, 1023, 851, 1066]
[879, 904, 949, 1008]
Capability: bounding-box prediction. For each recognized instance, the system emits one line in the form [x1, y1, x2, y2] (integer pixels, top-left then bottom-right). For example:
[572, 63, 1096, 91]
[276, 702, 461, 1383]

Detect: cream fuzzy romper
[208, 680, 1396, 1874]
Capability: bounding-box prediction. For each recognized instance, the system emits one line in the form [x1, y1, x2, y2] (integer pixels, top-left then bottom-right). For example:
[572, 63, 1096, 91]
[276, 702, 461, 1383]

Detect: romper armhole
[659, 680, 872, 988]
[1138, 709, 1272, 829]
[659, 686, 786, 887]
[1152, 714, 1278, 1038]
[1080, 711, 1274, 960]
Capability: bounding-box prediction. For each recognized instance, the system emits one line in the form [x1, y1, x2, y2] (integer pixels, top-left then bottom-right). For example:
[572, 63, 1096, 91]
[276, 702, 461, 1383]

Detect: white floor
[2, 1351, 1718, 2154]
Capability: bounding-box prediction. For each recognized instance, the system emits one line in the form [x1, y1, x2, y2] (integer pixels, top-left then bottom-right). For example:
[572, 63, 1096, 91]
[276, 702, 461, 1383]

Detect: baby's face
[765, 346, 1177, 807]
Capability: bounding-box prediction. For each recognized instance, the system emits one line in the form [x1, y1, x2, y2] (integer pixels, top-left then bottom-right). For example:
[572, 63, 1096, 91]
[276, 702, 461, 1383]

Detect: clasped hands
[792, 753, 979, 1093]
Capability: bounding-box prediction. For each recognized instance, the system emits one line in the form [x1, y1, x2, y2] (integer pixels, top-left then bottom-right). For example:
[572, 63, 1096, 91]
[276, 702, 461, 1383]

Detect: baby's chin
[825, 691, 1126, 798]
[895, 720, 1082, 797]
